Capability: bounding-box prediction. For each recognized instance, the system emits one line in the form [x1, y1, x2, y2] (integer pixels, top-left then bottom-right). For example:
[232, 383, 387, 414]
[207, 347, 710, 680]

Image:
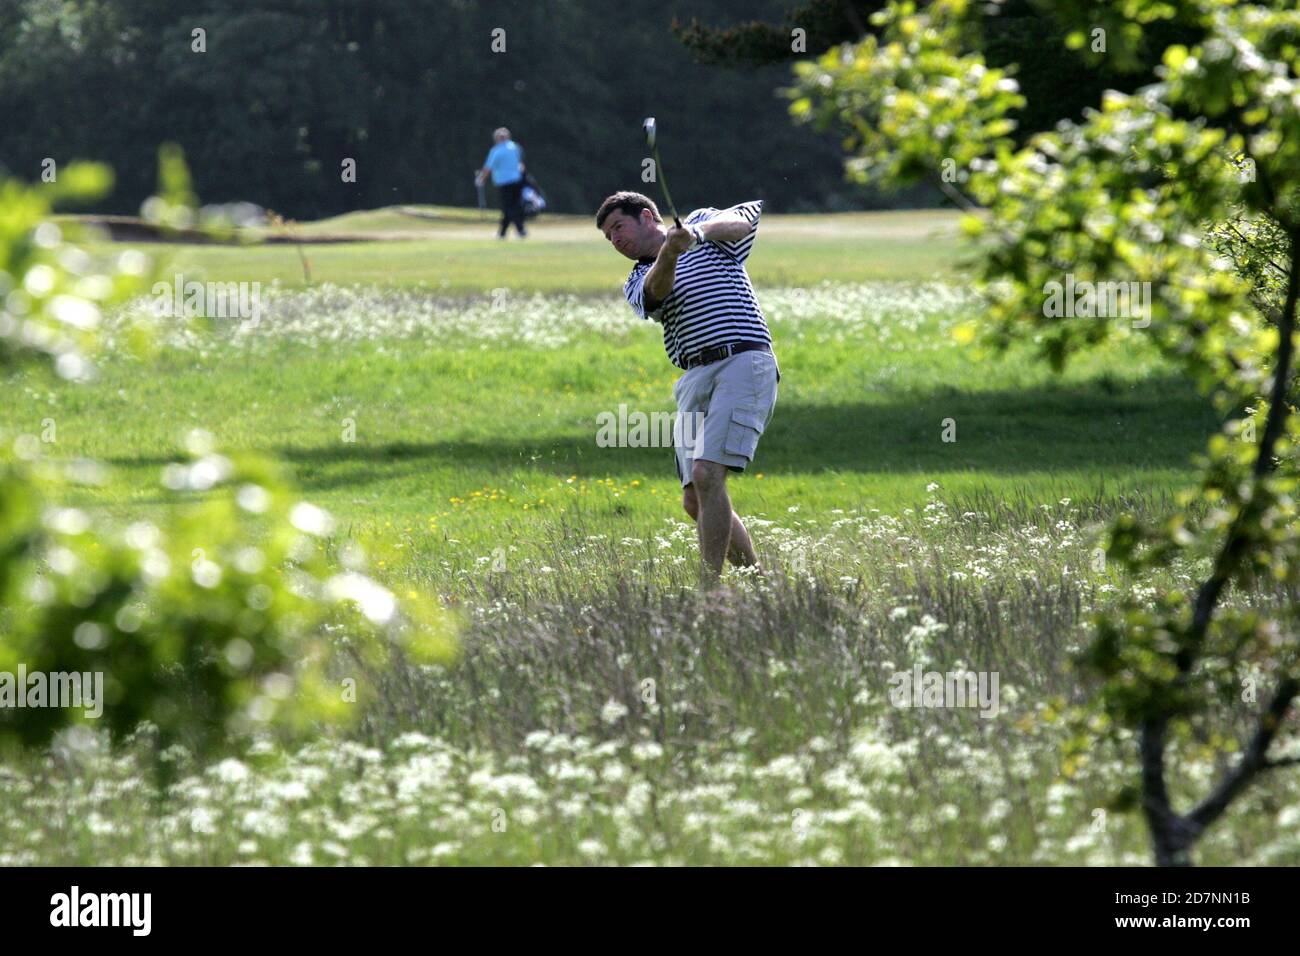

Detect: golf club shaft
[652, 144, 682, 228]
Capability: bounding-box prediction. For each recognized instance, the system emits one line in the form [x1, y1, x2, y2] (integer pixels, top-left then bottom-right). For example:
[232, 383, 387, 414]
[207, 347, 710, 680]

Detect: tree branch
[1189, 677, 1300, 831]
[1138, 220, 1300, 864]
[1224, 221, 1290, 281]
[1262, 754, 1300, 770]
[1183, 227, 1300, 663]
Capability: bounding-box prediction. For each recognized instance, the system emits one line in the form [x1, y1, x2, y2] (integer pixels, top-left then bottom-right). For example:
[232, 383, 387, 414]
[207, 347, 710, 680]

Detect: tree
[0, 150, 457, 764]
[792, 0, 1300, 865]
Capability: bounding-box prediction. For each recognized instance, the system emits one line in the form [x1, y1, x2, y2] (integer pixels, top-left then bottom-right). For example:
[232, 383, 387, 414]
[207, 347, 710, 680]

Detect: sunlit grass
[5, 212, 1281, 865]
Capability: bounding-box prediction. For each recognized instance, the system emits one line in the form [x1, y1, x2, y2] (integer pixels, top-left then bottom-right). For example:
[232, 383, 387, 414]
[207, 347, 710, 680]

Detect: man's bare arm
[695, 214, 752, 244]
[644, 226, 693, 311]
[644, 249, 678, 308]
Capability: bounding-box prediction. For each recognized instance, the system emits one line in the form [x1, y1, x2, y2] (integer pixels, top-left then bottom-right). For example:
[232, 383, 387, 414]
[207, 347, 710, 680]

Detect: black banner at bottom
[0, 866, 1281, 941]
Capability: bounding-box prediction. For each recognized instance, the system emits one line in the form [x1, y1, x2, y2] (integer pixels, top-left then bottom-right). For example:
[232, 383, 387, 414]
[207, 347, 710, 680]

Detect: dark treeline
[0, 0, 942, 219]
[675, 0, 1204, 152]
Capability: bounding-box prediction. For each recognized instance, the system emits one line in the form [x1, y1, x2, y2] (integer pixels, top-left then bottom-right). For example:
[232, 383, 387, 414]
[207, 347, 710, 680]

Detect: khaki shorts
[672, 348, 779, 487]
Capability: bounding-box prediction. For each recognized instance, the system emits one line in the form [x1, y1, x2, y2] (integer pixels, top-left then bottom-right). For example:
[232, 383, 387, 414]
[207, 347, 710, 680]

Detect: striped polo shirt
[623, 200, 771, 369]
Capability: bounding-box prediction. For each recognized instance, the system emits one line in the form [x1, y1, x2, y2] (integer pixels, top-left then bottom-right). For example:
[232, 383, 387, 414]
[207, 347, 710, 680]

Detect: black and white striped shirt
[623, 200, 771, 369]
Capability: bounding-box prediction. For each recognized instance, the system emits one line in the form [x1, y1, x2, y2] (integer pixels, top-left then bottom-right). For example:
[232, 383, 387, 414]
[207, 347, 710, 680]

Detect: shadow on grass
[243, 374, 1218, 491]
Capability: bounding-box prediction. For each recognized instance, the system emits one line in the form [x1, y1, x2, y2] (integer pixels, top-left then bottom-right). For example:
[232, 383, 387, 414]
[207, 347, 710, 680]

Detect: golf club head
[642, 117, 656, 149]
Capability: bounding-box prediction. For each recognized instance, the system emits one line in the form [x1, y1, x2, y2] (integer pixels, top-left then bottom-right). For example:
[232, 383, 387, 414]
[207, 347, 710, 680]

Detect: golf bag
[521, 172, 547, 218]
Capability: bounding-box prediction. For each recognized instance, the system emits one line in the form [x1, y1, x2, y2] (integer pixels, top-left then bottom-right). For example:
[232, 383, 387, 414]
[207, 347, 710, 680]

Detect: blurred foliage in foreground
[0, 154, 457, 762]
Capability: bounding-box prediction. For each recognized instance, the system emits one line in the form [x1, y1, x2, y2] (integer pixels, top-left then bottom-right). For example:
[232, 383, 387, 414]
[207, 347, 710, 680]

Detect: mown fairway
[84, 207, 965, 291]
[7, 209, 1296, 866]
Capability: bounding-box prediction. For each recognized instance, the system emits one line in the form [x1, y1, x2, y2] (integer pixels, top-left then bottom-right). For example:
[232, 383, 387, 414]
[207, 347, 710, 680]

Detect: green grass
[89, 207, 965, 293]
[7, 208, 1295, 866]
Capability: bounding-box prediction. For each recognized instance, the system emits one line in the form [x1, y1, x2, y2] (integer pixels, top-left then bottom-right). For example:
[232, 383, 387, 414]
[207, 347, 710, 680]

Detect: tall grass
[5, 488, 1296, 866]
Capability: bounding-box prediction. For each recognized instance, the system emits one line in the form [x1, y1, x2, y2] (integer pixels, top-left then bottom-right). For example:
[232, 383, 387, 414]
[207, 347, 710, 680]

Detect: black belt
[683, 341, 770, 369]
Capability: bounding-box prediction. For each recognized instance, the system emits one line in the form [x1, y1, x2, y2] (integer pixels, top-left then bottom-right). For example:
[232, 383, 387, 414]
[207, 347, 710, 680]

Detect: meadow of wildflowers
[7, 280, 1288, 866]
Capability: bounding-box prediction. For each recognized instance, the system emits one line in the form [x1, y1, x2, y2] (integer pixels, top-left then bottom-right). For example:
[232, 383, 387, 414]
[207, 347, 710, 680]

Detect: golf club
[642, 117, 682, 228]
[474, 171, 486, 221]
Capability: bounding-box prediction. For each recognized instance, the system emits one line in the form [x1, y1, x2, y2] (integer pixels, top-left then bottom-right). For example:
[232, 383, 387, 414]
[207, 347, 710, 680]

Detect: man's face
[601, 209, 660, 261]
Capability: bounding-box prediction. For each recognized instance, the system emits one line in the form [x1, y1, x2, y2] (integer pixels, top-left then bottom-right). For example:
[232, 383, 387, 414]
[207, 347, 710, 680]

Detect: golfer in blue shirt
[476, 128, 528, 239]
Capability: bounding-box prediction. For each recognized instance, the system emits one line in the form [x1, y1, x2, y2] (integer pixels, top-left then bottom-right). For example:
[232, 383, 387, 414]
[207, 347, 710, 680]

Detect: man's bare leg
[725, 512, 758, 567]
[690, 460, 746, 586]
[683, 486, 758, 568]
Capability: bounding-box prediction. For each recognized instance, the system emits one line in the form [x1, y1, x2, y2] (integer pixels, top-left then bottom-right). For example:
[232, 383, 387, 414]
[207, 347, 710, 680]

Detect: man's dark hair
[595, 191, 662, 230]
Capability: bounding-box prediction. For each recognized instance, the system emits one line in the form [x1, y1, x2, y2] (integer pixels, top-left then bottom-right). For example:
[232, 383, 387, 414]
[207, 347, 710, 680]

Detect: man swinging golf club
[596, 118, 779, 588]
